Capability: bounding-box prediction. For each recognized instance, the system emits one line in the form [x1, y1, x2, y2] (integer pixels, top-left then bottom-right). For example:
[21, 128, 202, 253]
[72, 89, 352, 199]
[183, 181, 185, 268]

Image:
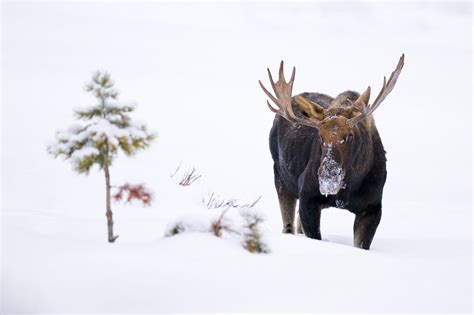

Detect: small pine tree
[241, 211, 269, 253]
[48, 71, 156, 243]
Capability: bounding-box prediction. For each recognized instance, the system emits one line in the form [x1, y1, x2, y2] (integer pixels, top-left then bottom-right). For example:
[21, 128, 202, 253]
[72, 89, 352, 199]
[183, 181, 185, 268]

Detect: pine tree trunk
[104, 152, 118, 243]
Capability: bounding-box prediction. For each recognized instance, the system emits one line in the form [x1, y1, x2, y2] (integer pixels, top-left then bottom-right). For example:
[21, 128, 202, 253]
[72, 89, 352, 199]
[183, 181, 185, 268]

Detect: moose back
[259, 55, 404, 250]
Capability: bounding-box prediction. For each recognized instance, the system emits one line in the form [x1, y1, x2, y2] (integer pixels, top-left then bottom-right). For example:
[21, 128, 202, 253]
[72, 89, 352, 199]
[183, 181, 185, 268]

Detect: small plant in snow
[165, 222, 187, 237]
[210, 208, 241, 237]
[47, 71, 156, 243]
[113, 183, 153, 206]
[241, 210, 269, 254]
[211, 209, 229, 237]
[165, 206, 269, 254]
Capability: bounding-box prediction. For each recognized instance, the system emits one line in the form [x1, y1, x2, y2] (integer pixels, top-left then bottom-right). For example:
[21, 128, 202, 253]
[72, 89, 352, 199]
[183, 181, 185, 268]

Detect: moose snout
[318, 152, 345, 196]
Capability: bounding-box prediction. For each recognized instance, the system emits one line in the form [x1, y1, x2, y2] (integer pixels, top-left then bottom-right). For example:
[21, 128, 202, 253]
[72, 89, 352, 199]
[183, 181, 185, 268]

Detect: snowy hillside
[1, 1, 472, 313]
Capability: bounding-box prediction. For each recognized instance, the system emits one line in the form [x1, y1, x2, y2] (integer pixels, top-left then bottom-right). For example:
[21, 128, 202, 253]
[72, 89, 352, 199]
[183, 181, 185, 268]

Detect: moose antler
[348, 54, 405, 127]
[259, 61, 322, 128]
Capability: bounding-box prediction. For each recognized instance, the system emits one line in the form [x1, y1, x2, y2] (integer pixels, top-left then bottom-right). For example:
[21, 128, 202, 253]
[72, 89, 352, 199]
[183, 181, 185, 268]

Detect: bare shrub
[171, 163, 202, 186]
[113, 183, 153, 206]
[179, 168, 202, 186]
[211, 209, 230, 237]
[170, 161, 183, 178]
[204, 194, 261, 210]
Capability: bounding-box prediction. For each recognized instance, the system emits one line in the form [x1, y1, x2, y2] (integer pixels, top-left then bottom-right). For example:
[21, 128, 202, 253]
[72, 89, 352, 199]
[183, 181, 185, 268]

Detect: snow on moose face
[317, 116, 354, 196]
[318, 145, 345, 196]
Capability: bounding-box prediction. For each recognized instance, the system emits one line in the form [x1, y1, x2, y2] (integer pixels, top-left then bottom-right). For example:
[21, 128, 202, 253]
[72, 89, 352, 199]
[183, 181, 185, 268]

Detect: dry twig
[179, 167, 202, 186]
[204, 194, 261, 210]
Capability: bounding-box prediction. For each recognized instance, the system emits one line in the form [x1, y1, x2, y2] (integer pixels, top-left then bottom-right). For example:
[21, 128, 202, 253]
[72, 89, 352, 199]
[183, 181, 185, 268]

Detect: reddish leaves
[113, 183, 153, 206]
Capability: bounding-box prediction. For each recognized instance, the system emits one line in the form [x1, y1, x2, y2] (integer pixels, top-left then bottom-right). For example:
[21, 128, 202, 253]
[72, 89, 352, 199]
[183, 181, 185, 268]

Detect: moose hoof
[305, 231, 322, 240]
[354, 241, 371, 250]
[282, 225, 294, 234]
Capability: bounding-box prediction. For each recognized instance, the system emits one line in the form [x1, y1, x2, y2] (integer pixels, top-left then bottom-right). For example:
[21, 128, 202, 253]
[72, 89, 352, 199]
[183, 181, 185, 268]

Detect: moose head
[259, 55, 404, 196]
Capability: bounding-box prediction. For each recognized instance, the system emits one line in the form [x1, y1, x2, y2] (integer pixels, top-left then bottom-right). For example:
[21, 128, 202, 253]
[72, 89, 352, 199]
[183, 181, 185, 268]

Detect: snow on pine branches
[47, 71, 156, 243]
[48, 72, 155, 174]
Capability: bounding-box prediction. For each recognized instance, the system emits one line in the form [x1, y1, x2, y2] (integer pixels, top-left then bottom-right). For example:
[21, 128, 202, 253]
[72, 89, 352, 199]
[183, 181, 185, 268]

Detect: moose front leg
[353, 204, 382, 250]
[298, 197, 322, 240]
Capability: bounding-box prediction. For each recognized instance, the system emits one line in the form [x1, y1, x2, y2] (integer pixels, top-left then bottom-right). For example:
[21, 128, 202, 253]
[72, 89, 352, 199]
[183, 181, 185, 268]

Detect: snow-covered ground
[1, 1, 472, 313]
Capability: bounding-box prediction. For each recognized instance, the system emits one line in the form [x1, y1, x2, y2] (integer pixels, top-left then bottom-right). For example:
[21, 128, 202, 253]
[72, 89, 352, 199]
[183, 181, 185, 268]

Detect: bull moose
[259, 55, 404, 249]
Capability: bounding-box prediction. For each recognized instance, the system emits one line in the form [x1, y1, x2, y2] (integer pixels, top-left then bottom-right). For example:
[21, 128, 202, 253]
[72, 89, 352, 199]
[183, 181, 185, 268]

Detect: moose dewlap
[259, 55, 404, 250]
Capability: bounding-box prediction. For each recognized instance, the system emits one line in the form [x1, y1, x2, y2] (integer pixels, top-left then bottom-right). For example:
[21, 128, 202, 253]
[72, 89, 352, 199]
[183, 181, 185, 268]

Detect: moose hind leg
[354, 204, 382, 250]
[277, 190, 297, 234]
[274, 166, 297, 233]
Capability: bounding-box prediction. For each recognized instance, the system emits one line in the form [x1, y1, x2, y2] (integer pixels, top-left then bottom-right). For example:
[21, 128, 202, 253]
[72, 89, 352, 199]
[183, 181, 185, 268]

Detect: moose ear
[352, 86, 371, 111]
[294, 96, 325, 121]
